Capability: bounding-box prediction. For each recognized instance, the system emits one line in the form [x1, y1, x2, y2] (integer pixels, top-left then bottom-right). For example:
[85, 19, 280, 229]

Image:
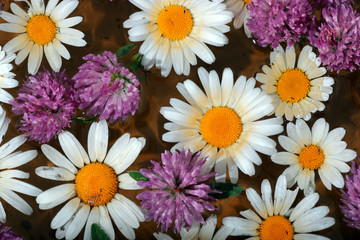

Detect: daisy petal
[0, 187, 33, 215]
[36, 184, 76, 209]
[59, 131, 89, 168]
[65, 203, 90, 240]
[87, 120, 108, 163]
[246, 188, 267, 219]
[289, 193, 319, 222]
[50, 197, 80, 229]
[41, 144, 77, 174]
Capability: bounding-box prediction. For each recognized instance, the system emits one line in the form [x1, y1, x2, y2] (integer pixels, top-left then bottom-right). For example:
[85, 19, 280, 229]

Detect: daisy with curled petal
[35, 120, 146, 240]
[123, 0, 232, 77]
[225, 0, 251, 36]
[271, 118, 357, 191]
[0, 46, 17, 104]
[256, 45, 334, 121]
[153, 215, 233, 240]
[0, 0, 86, 75]
[160, 67, 283, 183]
[0, 106, 42, 223]
[223, 175, 335, 240]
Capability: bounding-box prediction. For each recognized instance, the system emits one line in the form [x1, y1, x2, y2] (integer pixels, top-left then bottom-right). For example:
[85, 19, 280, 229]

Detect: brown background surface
[1, 0, 360, 239]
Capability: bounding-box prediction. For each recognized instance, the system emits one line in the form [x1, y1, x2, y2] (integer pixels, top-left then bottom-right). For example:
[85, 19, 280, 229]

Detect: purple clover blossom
[137, 149, 218, 233]
[0, 224, 23, 240]
[309, 4, 360, 72]
[73, 51, 140, 124]
[312, 0, 353, 7]
[340, 161, 360, 230]
[10, 69, 77, 144]
[247, 0, 313, 48]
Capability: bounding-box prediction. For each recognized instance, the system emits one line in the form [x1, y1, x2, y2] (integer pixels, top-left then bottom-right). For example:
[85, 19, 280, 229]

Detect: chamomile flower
[225, 0, 251, 37]
[271, 118, 357, 191]
[35, 120, 146, 240]
[223, 175, 335, 240]
[256, 45, 334, 121]
[160, 67, 283, 183]
[153, 215, 233, 240]
[123, 0, 232, 77]
[0, 106, 41, 223]
[0, 0, 86, 75]
[0, 46, 17, 104]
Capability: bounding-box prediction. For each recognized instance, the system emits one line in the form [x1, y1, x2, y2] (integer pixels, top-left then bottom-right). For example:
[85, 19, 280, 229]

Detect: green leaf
[132, 52, 143, 63]
[91, 224, 110, 240]
[71, 116, 97, 124]
[129, 171, 149, 181]
[209, 182, 244, 200]
[129, 61, 143, 72]
[116, 43, 137, 58]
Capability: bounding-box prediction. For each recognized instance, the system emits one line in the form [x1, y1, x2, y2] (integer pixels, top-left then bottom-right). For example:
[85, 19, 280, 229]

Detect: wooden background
[0, 0, 360, 239]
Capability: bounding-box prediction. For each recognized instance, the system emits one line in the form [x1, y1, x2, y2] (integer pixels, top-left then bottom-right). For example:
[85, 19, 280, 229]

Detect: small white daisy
[223, 175, 335, 240]
[256, 44, 334, 121]
[0, 46, 17, 103]
[123, 0, 233, 77]
[0, 0, 86, 75]
[0, 106, 41, 223]
[225, 0, 251, 36]
[35, 120, 146, 240]
[160, 67, 283, 183]
[154, 215, 233, 240]
[271, 118, 357, 191]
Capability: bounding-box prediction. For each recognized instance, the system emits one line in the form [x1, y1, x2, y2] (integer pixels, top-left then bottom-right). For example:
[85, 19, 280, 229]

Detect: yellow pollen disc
[244, 0, 252, 4]
[157, 5, 193, 41]
[75, 162, 118, 206]
[276, 68, 310, 103]
[26, 15, 57, 45]
[299, 145, 325, 170]
[200, 107, 242, 149]
[259, 215, 294, 240]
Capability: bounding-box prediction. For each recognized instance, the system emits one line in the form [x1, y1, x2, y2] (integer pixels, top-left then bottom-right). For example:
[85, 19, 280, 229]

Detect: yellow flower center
[244, 0, 251, 4]
[27, 15, 57, 45]
[299, 145, 325, 170]
[200, 107, 242, 149]
[75, 162, 118, 206]
[157, 5, 193, 41]
[259, 215, 294, 240]
[276, 68, 310, 103]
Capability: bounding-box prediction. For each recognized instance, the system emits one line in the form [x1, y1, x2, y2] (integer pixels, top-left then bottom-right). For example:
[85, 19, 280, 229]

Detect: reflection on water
[0, 0, 359, 239]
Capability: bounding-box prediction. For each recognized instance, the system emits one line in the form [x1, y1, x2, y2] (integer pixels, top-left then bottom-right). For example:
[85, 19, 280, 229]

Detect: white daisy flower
[256, 45, 334, 121]
[154, 215, 233, 240]
[123, 0, 233, 77]
[160, 67, 283, 183]
[0, 0, 86, 75]
[271, 118, 357, 191]
[223, 175, 335, 240]
[0, 106, 41, 222]
[225, 0, 251, 37]
[35, 120, 146, 240]
[0, 46, 17, 103]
